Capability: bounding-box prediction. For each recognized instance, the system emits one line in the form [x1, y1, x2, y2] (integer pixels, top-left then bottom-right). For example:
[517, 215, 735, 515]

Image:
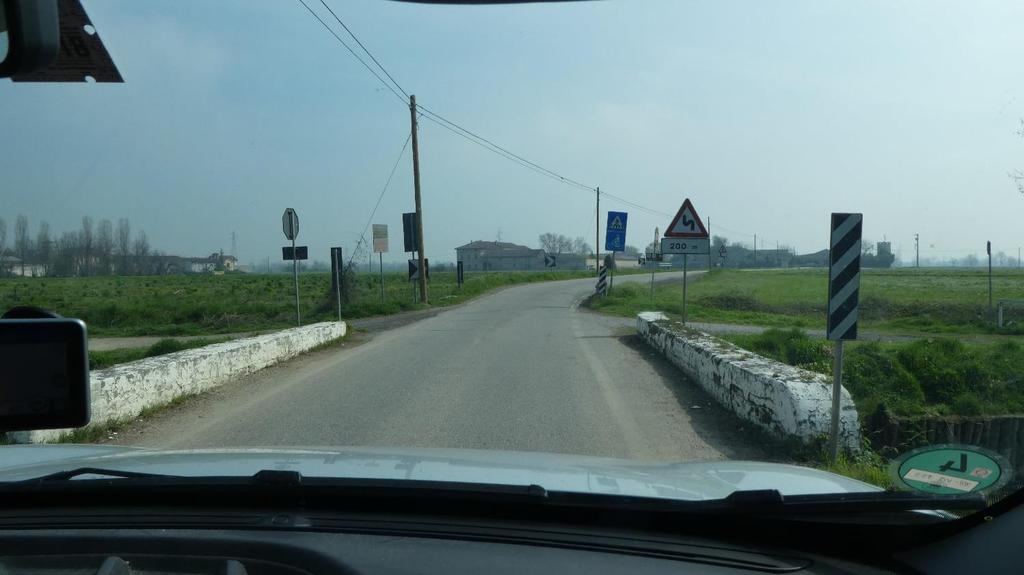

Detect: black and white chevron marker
[595, 265, 609, 296]
[827, 213, 862, 341]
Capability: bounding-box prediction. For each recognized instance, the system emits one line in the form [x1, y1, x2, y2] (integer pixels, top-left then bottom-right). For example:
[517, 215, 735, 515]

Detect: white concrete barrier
[10, 321, 346, 444]
[637, 312, 860, 450]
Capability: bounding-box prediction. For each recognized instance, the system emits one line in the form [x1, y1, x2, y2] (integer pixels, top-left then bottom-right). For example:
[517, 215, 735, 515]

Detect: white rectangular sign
[903, 468, 978, 492]
[660, 237, 710, 255]
[372, 224, 389, 253]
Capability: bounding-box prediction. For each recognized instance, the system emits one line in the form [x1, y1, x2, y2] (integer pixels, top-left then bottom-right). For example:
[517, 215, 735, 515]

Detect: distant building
[864, 241, 895, 268]
[0, 255, 46, 277]
[790, 249, 830, 268]
[188, 252, 238, 274]
[455, 241, 586, 271]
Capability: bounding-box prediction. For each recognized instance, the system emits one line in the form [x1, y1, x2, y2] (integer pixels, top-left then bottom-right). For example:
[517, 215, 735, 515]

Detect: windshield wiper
[3, 471, 988, 516]
[25, 467, 183, 482]
[677, 489, 988, 516]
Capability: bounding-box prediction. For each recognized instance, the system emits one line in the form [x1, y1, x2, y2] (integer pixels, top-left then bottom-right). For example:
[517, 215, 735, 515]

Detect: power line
[600, 191, 673, 218]
[418, 105, 678, 219]
[417, 105, 596, 192]
[296, 1, 790, 248]
[348, 132, 412, 268]
[295, 0, 406, 105]
[316, 0, 409, 99]
[417, 112, 597, 195]
[296, 0, 675, 221]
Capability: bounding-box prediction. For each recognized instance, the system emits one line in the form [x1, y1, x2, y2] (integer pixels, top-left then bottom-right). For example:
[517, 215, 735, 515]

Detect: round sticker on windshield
[891, 444, 1009, 495]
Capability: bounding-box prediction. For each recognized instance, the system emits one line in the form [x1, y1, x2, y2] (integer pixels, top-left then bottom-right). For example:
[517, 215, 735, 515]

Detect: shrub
[740, 328, 830, 370]
[844, 343, 925, 417]
[950, 393, 984, 417]
[895, 339, 985, 405]
[147, 338, 190, 356]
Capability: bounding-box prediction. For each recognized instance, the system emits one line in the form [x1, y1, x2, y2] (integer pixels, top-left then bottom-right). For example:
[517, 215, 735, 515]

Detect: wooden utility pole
[595, 187, 600, 278]
[410, 95, 428, 303]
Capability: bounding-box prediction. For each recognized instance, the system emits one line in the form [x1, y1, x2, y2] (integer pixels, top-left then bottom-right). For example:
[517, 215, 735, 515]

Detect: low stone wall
[637, 312, 860, 450]
[8, 321, 346, 444]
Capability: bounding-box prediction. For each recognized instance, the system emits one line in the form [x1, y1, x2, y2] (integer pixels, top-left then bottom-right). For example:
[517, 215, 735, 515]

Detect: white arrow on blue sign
[605, 211, 628, 252]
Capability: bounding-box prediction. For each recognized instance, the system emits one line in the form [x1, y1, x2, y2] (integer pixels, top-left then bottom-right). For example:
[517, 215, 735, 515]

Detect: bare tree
[14, 214, 29, 276]
[571, 236, 592, 256]
[96, 219, 114, 275]
[555, 234, 574, 254]
[116, 218, 131, 275]
[53, 231, 80, 277]
[36, 221, 52, 276]
[131, 230, 150, 275]
[80, 216, 94, 276]
[538, 233, 559, 253]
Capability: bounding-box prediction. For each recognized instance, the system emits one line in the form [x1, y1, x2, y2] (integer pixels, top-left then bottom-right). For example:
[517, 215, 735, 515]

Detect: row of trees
[537, 233, 645, 257]
[0, 215, 161, 277]
[537, 233, 592, 256]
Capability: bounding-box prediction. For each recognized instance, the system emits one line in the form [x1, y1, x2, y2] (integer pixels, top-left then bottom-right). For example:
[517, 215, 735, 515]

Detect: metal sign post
[988, 241, 993, 323]
[827, 212, 863, 462]
[331, 247, 343, 322]
[373, 224, 389, 306]
[457, 261, 465, 287]
[608, 254, 616, 295]
[682, 255, 688, 323]
[650, 227, 659, 298]
[282, 208, 300, 325]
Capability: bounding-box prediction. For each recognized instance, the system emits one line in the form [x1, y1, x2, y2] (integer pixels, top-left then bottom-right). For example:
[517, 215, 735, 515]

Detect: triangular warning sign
[609, 216, 624, 230]
[664, 199, 708, 238]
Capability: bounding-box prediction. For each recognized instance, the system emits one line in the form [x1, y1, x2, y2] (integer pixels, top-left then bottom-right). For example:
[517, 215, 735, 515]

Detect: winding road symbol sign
[665, 199, 708, 238]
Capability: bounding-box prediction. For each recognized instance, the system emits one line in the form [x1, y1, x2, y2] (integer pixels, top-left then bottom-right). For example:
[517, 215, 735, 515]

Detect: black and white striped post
[827, 213, 862, 461]
[596, 264, 609, 296]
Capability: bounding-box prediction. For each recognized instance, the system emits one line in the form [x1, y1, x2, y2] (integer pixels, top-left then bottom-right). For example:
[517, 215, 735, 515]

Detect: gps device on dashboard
[0, 317, 90, 432]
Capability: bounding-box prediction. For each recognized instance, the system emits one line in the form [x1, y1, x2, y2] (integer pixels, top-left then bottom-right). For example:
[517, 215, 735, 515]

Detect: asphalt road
[110, 271, 768, 462]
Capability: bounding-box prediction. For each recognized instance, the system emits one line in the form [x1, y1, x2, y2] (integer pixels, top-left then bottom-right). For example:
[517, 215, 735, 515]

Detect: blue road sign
[605, 211, 628, 252]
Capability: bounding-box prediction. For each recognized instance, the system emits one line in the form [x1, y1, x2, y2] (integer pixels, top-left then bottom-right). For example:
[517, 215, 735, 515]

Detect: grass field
[590, 267, 1024, 421]
[0, 269, 609, 336]
[722, 329, 1024, 418]
[89, 337, 230, 369]
[590, 268, 1024, 335]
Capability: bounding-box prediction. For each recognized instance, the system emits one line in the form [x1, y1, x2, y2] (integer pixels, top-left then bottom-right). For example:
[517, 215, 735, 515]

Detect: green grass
[589, 268, 1024, 335]
[721, 329, 1024, 418]
[820, 451, 892, 489]
[89, 337, 230, 370]
[0, 269, 615, 337]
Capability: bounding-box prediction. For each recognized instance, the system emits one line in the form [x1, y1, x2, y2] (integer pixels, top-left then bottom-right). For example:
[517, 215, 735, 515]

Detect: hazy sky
[4, 0, 1024, 265]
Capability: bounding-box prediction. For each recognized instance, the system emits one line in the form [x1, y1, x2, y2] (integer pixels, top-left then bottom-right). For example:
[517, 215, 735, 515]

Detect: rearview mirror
[0, 0, 59, 78]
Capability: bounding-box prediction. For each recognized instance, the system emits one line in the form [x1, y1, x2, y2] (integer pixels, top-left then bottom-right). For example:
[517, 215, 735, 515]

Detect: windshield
[2, 0, 1023, 516]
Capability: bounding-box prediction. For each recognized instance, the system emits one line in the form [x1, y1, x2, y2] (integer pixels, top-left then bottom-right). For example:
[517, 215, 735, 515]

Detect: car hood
[0, 445, 879, 501]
